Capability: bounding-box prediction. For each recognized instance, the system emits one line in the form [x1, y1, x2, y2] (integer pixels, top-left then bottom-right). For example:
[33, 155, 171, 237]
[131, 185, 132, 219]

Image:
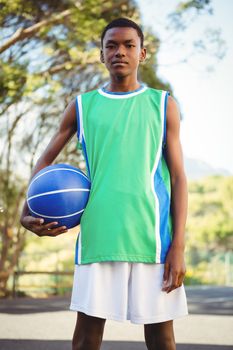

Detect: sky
[137, 0, 233, 173]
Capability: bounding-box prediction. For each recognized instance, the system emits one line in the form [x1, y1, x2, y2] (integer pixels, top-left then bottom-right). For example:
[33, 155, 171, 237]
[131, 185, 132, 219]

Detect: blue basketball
[27, 164, 91, 229]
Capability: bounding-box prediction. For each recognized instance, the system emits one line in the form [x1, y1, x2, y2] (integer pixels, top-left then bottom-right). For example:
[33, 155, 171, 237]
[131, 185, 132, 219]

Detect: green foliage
[185, 176, 233, 285]
[176, 0, 212, 13]
[0, 169, 27, 296]
[1, 0, 228, 295]
[0, 2, 170, 277]
[14, 230, 77, 296]
[0, 61, 27, 106]
[169, 0, 213, 30]
[187, 176, 233, 252]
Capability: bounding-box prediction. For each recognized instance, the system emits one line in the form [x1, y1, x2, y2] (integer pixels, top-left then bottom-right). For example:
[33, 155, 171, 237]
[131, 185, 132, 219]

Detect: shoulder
[64, 99, 76, 116]
[145, 87, 163, 98]
[166, 95, 181, 130]
[67, 88, 99, 113]
[78, 88, 99, 100]
[144, 87, 168, 106]
[60, 99, 77, 130]
[167, 95, 179, 110]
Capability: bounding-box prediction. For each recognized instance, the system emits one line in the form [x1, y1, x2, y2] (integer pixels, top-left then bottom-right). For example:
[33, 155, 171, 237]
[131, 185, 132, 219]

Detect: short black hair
[101, 18, 144, 48]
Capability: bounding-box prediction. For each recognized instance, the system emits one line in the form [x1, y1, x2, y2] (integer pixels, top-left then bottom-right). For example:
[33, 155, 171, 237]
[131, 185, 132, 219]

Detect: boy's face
[100, 27, 146, 78]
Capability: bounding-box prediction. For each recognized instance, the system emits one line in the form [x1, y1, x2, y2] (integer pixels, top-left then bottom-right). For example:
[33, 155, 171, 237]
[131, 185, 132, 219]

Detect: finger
[40, 225, 68, 237]
[50, 227, 69, 236]
[166, 272, 180, 293]
[28, 217, 44, 224]
[25, 216, 44, 227]
[177, 270, 186, 287]
[32, 221, 59, 233]
[42, 221, 59, 230]
[163, 262, 170, 283]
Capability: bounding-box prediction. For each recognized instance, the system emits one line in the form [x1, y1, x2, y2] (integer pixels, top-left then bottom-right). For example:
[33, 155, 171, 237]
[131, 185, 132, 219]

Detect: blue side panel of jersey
[81, 138, 91, 180]
[74, 235, 79, 264]
[162, 91, 170, 148]
[154, 159, 172, 262]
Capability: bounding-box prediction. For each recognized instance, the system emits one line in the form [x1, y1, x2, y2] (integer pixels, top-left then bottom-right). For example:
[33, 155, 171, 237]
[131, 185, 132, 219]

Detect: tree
[187, 176, 233, 253]
[0, 0, 223, 295]
[1, 0, 169, 296]
[186, 176, 233, 285]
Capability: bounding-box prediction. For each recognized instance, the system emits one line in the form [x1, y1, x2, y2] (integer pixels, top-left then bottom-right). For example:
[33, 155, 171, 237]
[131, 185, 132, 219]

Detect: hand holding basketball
[21, 215, 68, 237]
[25, 163, 91, 232]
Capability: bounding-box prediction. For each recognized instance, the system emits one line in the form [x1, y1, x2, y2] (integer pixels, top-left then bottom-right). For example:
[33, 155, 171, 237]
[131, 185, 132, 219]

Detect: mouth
[112, 61, 128, 66]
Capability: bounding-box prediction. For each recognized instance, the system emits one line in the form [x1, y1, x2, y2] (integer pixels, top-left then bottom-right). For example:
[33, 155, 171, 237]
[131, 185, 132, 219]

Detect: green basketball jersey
[75, 85, 172, 264]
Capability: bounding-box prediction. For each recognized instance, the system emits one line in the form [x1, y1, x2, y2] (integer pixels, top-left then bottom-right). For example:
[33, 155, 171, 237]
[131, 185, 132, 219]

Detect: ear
[139, 47, 147, 62]
[100, 50, 104, 63]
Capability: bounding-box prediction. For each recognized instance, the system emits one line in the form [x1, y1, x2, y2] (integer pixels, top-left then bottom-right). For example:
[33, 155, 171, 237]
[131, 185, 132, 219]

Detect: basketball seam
[28, 168, 90, 190]
[27, 203, 85, 219]
[27, 188, 90, 201]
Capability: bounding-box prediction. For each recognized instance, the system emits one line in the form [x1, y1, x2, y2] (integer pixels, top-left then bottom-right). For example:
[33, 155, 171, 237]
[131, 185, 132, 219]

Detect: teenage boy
[21, 18, 188, 350]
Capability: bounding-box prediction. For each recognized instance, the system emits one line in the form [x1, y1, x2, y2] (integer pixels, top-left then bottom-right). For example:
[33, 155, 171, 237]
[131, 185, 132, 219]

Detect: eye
[126, 44, 135, 48]
[106, 45, 115, 49]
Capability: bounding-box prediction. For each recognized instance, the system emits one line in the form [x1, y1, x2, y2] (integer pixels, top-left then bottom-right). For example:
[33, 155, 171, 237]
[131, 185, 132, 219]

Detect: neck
[107, 75, 140, 92]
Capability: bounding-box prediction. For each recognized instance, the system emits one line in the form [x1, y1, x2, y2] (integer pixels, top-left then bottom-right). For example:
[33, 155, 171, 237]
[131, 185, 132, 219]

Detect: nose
[115, 44, 125, 57]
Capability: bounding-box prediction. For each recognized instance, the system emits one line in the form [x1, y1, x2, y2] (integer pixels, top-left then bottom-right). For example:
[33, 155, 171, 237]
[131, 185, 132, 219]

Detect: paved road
[0, 286, 233, 350]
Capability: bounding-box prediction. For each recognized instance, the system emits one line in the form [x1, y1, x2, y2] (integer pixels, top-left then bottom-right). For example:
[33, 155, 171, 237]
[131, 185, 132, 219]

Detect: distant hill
[184, 157, 232, 179]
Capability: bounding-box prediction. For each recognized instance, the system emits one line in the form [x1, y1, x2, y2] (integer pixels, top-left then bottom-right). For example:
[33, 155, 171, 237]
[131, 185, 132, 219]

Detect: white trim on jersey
[97, 86, 148, 99]
[78, 229, 82, 264]
[77, 95, 84, 143]
[150, 90, 167, 263]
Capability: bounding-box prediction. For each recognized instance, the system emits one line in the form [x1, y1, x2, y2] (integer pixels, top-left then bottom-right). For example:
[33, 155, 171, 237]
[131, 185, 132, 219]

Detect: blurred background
[0, 0, 232, 301]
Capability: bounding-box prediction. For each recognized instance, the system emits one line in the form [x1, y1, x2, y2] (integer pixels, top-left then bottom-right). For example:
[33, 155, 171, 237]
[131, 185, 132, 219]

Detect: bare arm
[162, 95, 188, 293]
[20, 99, 77, 236]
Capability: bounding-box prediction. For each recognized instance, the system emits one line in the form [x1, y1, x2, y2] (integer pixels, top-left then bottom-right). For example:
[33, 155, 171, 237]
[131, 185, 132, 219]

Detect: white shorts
[70, 262, 188, 324]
